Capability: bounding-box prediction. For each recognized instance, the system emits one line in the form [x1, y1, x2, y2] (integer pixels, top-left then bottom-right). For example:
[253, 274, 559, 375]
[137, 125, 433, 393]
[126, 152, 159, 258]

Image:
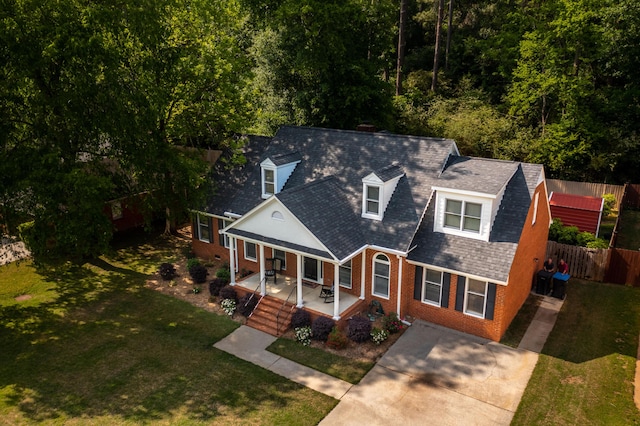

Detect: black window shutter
[207, 216, 213, 242]
[218, 219, 224, 246]
[442, 272, 451, 308]
[455, 275, 466, 312]
[414, 266, 423, 301]
[485, 283, 497, 320]
[192, 214, 199, 240]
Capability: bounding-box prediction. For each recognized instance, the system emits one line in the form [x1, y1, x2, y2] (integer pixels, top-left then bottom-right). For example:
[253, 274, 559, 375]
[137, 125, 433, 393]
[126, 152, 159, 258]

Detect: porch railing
[276, 285, 297, 335]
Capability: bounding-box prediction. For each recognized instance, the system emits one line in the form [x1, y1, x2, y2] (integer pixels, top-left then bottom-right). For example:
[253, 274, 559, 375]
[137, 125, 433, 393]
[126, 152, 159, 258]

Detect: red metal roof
[549, 193, 603, 212]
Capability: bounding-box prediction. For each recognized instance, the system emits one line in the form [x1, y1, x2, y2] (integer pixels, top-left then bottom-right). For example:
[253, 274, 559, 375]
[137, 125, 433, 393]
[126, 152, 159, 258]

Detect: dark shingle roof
[437, 156, 519, 195]
[374, 164, 404, 182]
[407, 163, 543, 283]
[267, 151, 302, 166]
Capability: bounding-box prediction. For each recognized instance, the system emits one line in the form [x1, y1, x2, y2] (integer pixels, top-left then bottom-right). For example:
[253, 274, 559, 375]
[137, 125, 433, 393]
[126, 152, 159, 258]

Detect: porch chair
[264, 257, 282, 284]
[319, 283, 334, 303]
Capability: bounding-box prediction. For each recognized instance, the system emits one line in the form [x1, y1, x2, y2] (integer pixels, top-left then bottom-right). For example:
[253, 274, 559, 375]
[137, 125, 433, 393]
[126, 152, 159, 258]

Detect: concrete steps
[246, 295, 296, 336]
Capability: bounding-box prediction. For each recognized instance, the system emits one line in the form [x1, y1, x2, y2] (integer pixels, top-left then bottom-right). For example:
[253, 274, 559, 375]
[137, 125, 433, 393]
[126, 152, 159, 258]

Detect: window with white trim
[372, 254, 390, 298]
[244, 242, 257, 261]
[197, 214, 211, 243]
[465, 278, 487, 317]
[339, 260, 352, 288]
[423, 268, 443, 306]
[272, 248, 286, 270]
[365, 185, 380, 216]
[444, 199, 481, 233]
[262, 168, 275, 197]
[217, 218, 231, 247]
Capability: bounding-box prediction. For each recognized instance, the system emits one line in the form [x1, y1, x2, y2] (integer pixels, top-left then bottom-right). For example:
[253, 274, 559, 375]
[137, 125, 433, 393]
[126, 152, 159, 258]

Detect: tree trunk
[395, 0, 408, 96]
[164, 206, 172, 235]
[445, 0, 454, 71]
[431, 0, 445, 92]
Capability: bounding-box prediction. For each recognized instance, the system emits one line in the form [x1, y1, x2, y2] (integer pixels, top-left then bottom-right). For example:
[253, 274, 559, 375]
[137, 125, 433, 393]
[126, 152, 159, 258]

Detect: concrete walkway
[213, 293, 565, 424]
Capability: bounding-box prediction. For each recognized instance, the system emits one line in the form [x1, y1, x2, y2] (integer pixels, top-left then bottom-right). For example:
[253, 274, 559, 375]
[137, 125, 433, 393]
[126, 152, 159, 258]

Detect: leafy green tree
[0, 0, 248, 259]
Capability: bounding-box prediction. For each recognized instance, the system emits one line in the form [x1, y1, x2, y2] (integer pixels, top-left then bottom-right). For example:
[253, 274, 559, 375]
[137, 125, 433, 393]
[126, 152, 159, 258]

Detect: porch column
[396, 255, 403, 317]
[333, 263, 340, 320]
[229, 237, 236, 285]
[296, 254, 303, 308]
[259, 244, 266, 296]
[360, 251, 366, 299]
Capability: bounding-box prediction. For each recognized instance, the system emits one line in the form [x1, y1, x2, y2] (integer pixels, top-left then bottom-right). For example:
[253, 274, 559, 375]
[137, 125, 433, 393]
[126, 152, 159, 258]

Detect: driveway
[321, 320, 538, 426]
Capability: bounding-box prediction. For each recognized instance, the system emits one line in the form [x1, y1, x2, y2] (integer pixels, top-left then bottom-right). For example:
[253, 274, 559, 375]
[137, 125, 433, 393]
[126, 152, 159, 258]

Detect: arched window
[372, 253, 390, 298]
[271, 211, 284, 221]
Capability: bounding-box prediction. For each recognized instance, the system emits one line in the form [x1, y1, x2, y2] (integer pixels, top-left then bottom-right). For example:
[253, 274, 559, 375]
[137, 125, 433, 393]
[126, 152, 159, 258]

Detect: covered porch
[235, 273, 361, 318]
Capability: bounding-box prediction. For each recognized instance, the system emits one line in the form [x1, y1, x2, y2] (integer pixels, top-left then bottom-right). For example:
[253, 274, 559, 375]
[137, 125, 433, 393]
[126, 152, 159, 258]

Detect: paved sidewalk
[213, 325, 352, 400]
[518, 295, 565, 352]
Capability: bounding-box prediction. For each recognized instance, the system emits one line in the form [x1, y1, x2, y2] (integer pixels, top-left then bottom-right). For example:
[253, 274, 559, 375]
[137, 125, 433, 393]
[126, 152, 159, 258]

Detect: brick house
[191, 126, 551, 341]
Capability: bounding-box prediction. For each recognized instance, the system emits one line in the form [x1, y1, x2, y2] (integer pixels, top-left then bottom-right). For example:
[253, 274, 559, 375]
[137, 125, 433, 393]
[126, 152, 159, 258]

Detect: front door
[303, 256, 321, 282]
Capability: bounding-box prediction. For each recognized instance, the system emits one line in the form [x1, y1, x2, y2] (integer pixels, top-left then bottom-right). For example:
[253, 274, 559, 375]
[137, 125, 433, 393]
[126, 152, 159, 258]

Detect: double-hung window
[197, 214, 211, 243]
[465, 278, 487, 317]
[444, 200, 482, 233]
[273, 249, 286, 270]
[244, 242, 257, 261]
[339, 260, 352, 288]
[217, 219, 231, 247]
[263, 168, 275, 197]
[373, 254, 390, 298]
[365, 185, 380, 215]
[423, 269, 443, 306]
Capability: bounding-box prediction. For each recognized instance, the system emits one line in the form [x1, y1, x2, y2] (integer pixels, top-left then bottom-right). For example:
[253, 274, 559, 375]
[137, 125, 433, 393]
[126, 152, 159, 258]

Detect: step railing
[245, 276, 265, 319]
[276, 285, 297, 335]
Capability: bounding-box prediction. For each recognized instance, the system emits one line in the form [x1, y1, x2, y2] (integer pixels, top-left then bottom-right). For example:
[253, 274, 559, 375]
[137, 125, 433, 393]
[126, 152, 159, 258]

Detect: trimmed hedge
[219, 285, 238, 303]
[158, 263, 176, 280]
[237, 294, 258, 317]
[208, 278, 227, 297]
[347, 316, 372, 343]
[189, 264, 208, 284]
[311, 316, 335, 342]
[291, 309, 312, 329]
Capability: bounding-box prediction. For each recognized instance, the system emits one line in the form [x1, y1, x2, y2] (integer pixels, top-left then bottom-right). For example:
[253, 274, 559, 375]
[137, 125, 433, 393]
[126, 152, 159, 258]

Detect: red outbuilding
[549, 192, 604, 236]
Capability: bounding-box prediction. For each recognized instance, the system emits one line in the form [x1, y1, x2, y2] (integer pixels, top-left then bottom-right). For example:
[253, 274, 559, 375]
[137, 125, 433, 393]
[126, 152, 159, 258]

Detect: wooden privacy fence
[547, 179, 625, 210]
[545, 241, 607, 282]
[604, 248, 640, 287]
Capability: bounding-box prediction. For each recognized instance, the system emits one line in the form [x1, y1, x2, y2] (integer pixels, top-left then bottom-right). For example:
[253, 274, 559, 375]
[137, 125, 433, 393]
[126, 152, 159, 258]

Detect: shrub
[216, 264, 231, 283]
[219, 285, 238, 303]
[186, 257, 201, 270]
[548, 218, 564, 242]
[603, 193, 616, 216]
[291, 309, 312, 329]
[326, 327, 348, 350]
[587, 238, 609, 249]
[295, 326, 312, 346]
[209, 278, 227, 297]
[557, 225, 580, 245]
[158, 263, 176, 280]
[189, 264, 208, 284]
[347, 316, 372, 343]
[371, 327, 389, 345]
[382, 312, 404, 334]
[221, 298, 236, 316]
[237, 294, 258, 317]
[311, 316, 335, 341]
[576, 231, 596, 247]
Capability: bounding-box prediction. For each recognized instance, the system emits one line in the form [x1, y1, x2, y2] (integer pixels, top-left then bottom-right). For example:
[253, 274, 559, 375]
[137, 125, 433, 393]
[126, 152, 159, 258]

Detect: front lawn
[0, 233, 337, 425]
[512, 279, 640, 425]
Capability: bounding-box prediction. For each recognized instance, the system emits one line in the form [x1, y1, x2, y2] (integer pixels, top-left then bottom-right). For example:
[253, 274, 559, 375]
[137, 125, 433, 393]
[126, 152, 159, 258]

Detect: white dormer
[260, 152, 302, 198]
[361, 165, 404, 220]
[432, 188, 495, 241]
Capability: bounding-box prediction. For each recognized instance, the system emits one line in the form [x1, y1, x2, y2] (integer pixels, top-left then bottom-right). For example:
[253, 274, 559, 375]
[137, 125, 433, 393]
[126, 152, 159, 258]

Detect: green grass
[267, 338, 375, 384]
[500, 293, 543, 348]
[616, 209, 640, 250]
[512, 279, 640, 425]
[0, 233, 337, 425]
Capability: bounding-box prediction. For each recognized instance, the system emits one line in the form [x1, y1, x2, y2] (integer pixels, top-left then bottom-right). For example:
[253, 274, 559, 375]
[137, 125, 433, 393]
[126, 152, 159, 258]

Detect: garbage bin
[536, 270, 553, 295]
[552, 272, 570, 299]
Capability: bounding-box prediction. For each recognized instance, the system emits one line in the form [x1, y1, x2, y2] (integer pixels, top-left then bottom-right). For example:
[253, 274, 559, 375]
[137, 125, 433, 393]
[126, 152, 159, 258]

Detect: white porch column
[396, 255, 403, 317]
[360, 251, 366, 299]
[296, 254, 303, 308]
[333, 263, 340, 320]
[259, 244, 266, 296]
[229, 237, 236, 285]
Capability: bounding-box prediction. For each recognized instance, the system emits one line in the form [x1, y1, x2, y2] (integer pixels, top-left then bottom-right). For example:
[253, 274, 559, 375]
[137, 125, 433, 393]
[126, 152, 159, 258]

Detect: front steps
[246, 295, 295, 336]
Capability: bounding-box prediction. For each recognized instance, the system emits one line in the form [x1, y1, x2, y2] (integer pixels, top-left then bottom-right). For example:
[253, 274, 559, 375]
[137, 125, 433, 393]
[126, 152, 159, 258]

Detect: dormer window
[263, 168, 275, 197]
[365, 185, 381, 215]
[444, 200, 481, 233]
[260, 152, 302, 199]
[362, 164, 404, 221]
[434, 189, 492, 241]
